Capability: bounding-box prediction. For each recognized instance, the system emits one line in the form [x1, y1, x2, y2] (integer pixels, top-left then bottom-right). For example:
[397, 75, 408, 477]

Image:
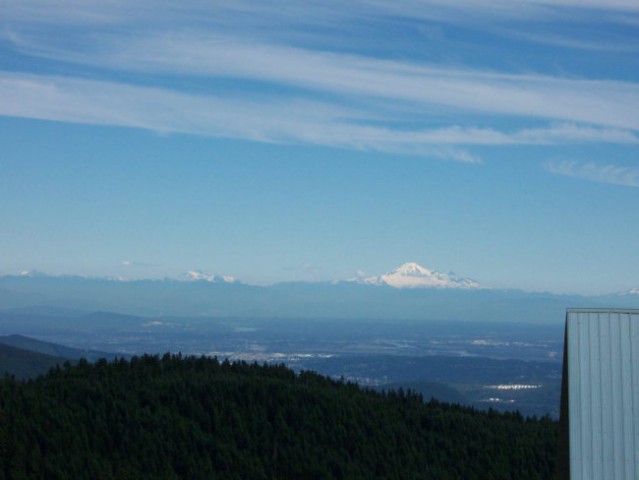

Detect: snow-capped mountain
[357, 262, 482, 289]
[19, 270, 50, 278]
[624, 287, 639, 295]
[178, 271, 236, 283]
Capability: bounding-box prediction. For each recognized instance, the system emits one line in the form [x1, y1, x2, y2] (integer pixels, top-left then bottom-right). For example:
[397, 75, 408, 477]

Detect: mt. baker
[356, 262, 482, 289]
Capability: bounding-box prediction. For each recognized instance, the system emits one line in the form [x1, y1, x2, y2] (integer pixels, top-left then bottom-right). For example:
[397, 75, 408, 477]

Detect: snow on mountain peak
[360, 262, 482, 289]
[394, 262, 432, 276]
[19, 270, 49, 278]
[178, 271, 236, 283]
[625, 287, 639, 295]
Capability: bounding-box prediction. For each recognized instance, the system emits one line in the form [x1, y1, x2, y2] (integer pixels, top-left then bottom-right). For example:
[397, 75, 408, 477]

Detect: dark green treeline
[0, 354, 557, 479]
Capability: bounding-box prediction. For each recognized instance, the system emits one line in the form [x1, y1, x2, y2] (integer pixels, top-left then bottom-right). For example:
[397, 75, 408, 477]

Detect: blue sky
[1, 1, 638, 294]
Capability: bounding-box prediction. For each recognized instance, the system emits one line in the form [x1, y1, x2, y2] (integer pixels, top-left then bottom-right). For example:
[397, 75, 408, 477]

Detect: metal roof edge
[566, 308, 639, 314]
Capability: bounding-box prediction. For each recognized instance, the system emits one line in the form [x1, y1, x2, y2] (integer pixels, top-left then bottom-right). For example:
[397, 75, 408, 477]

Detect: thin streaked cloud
[5, 0, 639, 27]
[545, 160, 639, 188]
[2, 73, 637, 163]
[122, 260, 156, 268]
[7, 32, 639, 131]
[507, 31, 639, 52]
[1, 0, 638, 160]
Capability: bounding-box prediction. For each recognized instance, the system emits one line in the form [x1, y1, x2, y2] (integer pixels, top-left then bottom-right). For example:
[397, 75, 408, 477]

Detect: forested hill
[1, 355, 557, 479]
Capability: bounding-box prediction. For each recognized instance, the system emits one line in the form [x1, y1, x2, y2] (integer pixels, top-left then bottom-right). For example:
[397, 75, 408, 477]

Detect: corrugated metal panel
[565, 309, 639, 480]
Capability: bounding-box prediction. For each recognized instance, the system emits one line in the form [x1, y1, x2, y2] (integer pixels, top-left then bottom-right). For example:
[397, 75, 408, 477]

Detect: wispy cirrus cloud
[2, 72, 637, 163]
[2, 1, 639, 160]
[5, 0, 639, 63]
[9, 32, 639, 131]
[5, 0, 639, 27]
[0, 72, 482, 162]
[122, 260, 156, 268]
[508, 31, 639, 52]
[545, 160, 639, 187]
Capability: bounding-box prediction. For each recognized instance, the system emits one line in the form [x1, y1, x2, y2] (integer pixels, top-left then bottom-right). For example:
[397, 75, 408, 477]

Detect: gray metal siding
[566, 309, 639, 480]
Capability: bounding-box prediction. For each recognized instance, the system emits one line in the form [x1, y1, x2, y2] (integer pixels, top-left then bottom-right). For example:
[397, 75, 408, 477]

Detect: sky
[1, 0, 638, 294]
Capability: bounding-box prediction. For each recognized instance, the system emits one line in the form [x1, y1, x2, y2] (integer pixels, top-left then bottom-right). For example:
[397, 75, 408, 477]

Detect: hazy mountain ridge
[0, 333, 136, 379]
[0, 334, 133, 379]
[0, 267, 637, 322]
[0, 334, 125, 362]
[0, 343, 65, 379]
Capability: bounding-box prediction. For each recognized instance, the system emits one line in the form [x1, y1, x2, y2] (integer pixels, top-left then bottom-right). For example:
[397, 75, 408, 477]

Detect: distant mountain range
[11, 262, 639, 294]
[16, 262, 481, 289]
[1, 263, 637, 323]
